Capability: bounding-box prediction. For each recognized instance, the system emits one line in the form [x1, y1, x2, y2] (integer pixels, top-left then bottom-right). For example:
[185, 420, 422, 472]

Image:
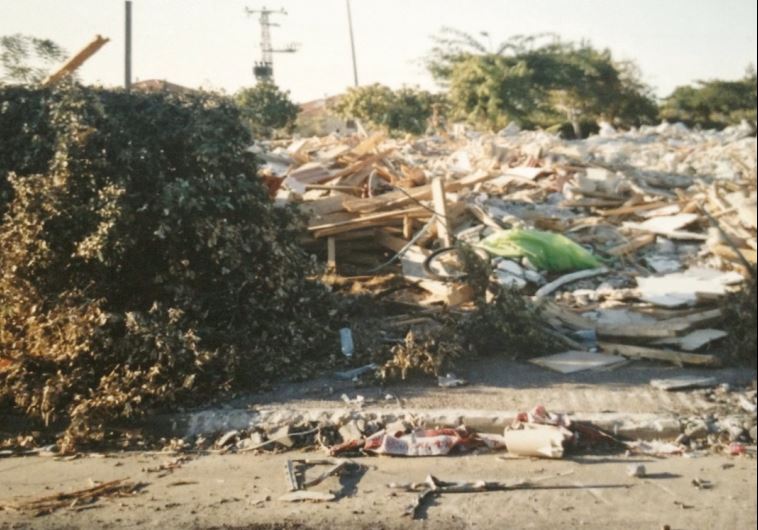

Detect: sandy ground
[2, 359, 756, 529]
[0, 449, 755, 530]
[233, 358, 754, 415]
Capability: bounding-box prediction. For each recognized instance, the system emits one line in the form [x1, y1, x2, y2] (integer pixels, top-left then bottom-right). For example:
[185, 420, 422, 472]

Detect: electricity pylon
[245, 6, 299, 83]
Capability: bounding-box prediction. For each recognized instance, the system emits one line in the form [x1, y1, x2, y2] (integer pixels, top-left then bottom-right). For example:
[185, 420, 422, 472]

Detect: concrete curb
[143, 406, 682, 441]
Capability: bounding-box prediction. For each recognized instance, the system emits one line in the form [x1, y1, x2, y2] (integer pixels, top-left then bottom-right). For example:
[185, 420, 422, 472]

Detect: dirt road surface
[1, 449, 755, 529]
[2, 359, 756, 529]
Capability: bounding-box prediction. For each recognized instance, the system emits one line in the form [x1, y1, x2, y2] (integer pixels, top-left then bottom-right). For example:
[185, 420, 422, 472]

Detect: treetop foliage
[0, 34, 67, 84]
[234, 81, 300, 138]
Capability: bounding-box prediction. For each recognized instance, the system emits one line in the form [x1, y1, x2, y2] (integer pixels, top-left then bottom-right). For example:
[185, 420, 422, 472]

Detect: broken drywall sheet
[637, 267, 744, 307]
[653, 328, 728, 351]
[530, 350, 628, 374]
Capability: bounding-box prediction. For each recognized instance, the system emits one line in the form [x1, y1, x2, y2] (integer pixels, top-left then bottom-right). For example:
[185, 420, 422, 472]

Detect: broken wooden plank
[623, 213, 707, 240]
[599, 200, 672, 217]
[599, 342, 721, 367]
[0, 478, 143, 515]
[596, 308, 723, 339]
[331, 150, 392, 180]
[607, 234, 656, 256]
[540, 301, 597, 331]
[653, 329, 728, 351]
[710, 244, 757, 265]
[302, 461, 348, 488]
[308, 206, 427, 232]
[375, 230, 430, 256]
[343, 170, 493, 214]
[284, 162, 334, 193]
[562, 198, 625, 208]
[317, 144, 351, 162]
[285, 460, 301, 491]
[419, 281, 474, 306]
[349, 131, 385, 157]
[431, 177, 452, 247]
[311, 213, 428, 238]
[298, 194, 349, 218]
[42, 35, 110, 86]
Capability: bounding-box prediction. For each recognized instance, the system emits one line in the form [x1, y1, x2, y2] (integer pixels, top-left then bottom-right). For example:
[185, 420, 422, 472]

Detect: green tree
[428, 30, 658, 135]
[0, 34, 66, 84]
[447, 54, 544, 130]
[660, 69, 757, 129]
[332, 83, 440, 135]
[234, 82, 300, 137]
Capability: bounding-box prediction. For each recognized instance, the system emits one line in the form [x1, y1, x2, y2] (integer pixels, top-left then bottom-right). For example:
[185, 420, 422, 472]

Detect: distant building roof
[131, 79, 193, 94]
[298, 95, 342, 117]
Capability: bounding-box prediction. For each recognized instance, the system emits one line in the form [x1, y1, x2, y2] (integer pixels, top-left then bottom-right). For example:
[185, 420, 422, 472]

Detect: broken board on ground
[530, 350, 627, 374]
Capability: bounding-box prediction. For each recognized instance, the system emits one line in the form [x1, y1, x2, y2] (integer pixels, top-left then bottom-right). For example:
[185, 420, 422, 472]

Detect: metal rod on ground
[346, 0, 358, 86]
[125, 1, 132, 90]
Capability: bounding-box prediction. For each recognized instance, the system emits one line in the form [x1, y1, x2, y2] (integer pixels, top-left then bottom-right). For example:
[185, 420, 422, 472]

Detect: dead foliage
[722, 270, 758, 367]
[0, 478, 146, 516]
[0, 84, 337, 451]
[457, 245, 560, 357]
[380, 325, 463, 380]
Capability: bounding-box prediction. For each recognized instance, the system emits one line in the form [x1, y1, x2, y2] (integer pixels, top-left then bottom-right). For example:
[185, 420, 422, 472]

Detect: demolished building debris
[256, 120, 756, 375]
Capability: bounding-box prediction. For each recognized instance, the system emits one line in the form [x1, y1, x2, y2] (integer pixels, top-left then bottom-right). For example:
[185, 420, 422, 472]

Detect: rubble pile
[261, 120, 756, 371]
[195, 394, 755, 458]
[0, 85, 336, 451]
[676, 383, 757, 454]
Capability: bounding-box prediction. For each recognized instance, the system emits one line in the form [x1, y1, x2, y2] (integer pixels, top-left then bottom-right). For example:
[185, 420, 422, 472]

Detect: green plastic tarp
[477, 229, 601, 272]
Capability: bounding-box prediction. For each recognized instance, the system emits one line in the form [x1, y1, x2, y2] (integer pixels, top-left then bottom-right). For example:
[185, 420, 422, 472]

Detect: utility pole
[346, 0, 358, 86]
[245, 6, 298, 83]
[125, 0, 132, 90]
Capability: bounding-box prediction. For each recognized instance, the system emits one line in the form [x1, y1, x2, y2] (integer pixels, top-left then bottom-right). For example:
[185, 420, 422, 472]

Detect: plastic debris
[478, 229, 602, 272]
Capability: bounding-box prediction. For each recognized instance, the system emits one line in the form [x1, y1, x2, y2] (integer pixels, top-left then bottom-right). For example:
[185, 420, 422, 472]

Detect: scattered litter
[503, 424, 571, 458]
[144, 456, 192, 477]
[362, 427, 491, 457]
[691, 477, 713, 490]
[0, 479, 145, 516]
[391, 471, 576, 520]
[437, 373, 467, 387]
[340, 394, 366, 408]
[627, 464, 647, 478]
[625, 440, 685, 456]
[335, 363, 377, 381]
[339, 327, 355, 358]
[278, 490, 336, 503]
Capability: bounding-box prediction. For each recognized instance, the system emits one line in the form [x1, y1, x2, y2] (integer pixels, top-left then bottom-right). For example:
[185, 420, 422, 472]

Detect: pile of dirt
[0, 84, 337, 451]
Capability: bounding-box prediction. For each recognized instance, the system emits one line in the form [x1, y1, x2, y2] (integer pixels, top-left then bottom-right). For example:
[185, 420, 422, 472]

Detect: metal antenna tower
[244, 6, 299, 82]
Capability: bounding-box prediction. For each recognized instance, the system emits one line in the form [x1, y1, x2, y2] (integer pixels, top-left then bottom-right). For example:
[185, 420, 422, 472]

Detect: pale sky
[2, 0, 756, 103]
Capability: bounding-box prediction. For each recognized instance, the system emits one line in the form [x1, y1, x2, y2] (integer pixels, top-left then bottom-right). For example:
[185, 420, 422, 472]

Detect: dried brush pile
[0, 84, 336, 451]
[377, 246, 559, 381]
[457, 245, 559, 357]
[723, 270, 757, 367]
